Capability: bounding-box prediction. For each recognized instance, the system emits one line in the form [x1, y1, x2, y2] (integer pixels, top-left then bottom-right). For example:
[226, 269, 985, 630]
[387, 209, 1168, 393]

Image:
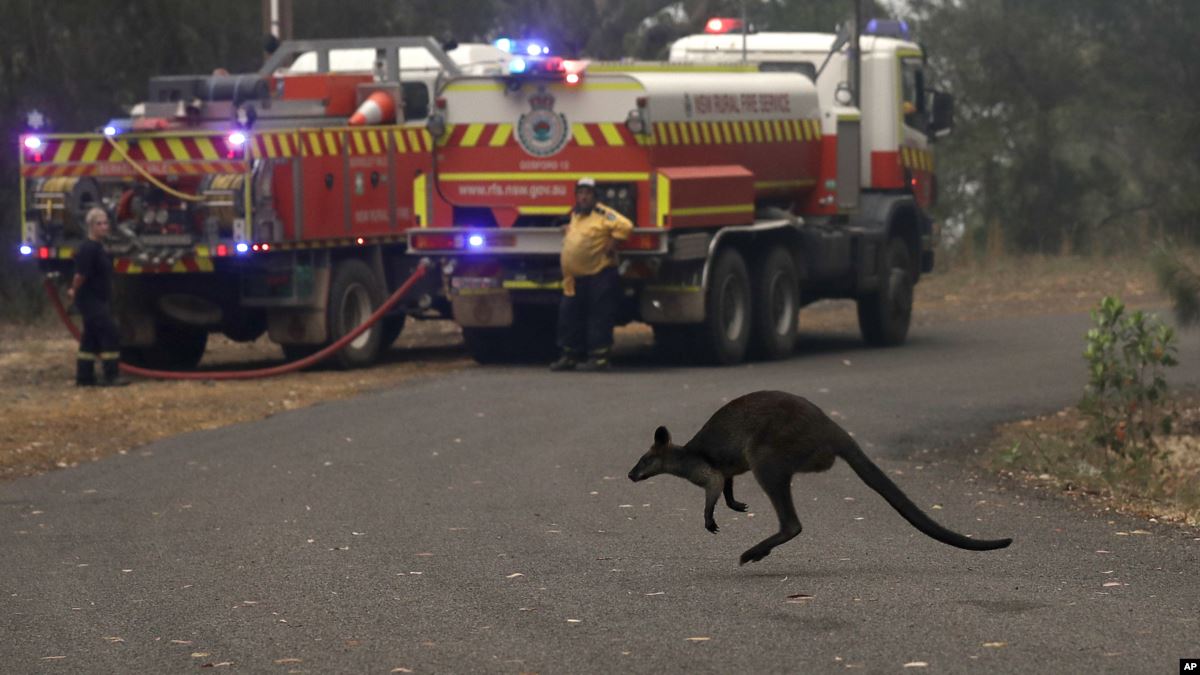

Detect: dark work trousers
[77, 304, 121, 384]
[557, 266, 620, 356]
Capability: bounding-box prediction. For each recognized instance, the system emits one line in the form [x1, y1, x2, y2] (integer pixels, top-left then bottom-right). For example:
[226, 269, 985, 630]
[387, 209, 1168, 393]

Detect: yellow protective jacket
[560, 202, 633, 296]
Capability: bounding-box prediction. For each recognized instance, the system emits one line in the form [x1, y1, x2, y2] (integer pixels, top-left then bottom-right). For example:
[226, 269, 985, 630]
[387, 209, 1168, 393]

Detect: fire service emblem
[516, 87, 569, 157]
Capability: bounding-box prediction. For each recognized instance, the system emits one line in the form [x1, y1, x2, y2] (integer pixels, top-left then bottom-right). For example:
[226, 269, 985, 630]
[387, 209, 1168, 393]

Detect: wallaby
[627, 390, 1012, 565]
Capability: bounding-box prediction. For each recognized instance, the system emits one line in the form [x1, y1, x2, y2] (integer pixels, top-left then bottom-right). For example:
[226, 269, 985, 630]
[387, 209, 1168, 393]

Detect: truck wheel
[857, 238, 914, 346]
[695, 248, 751, 365]
[122, 322, 208, 370]
[220, 309, 267, 343]
[327, 258, 384, 368]
[749, 246, 798, 360]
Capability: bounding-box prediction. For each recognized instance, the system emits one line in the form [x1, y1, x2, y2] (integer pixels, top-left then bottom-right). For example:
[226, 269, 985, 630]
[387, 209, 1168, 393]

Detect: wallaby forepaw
[728, 501, 749, 512]
[705, 521, 719, 534]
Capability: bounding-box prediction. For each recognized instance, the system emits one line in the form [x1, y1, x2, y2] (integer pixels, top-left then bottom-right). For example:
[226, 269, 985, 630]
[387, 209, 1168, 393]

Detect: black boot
[75, 358, 97, 387]
[100, 359, 130, 387]
[577, 348, 612, 372]
[549, 350, 580, 372]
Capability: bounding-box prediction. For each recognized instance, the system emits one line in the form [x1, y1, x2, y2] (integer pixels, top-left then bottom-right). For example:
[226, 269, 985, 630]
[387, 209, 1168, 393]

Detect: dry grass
[986, 393, 1200, 526]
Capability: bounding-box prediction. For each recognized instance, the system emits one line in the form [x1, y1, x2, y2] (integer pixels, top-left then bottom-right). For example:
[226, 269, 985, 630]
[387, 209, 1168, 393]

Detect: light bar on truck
[704, 17, 745, 34]
[865, 18, 911, 39]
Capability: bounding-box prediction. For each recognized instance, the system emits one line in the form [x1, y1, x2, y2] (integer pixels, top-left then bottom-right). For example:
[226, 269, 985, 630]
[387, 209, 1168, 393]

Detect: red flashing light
[261, 243, 271, 251]
[251, 244, 261, 252]
[38, 247, 50, 259]
[216, 244, 229, 257]
[705, 17, 743, 34]
[356, 237, 365, 245]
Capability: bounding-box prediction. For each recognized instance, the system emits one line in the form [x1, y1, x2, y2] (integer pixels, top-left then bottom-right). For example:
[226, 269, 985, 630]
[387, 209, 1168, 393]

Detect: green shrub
[1081, 296, 1178, 466]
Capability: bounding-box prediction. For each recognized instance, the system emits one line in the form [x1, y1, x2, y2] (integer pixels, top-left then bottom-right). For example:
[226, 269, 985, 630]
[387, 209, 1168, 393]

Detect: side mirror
[929, 90, 954, 139]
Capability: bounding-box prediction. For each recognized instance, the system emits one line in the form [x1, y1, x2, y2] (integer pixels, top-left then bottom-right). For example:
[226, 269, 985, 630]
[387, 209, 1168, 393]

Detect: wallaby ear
[654, 426, 671, 446]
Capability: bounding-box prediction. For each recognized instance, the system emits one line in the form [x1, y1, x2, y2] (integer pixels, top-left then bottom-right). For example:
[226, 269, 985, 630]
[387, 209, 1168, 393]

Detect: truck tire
[693, 247, 751, 365]
[327, 258, 385, 368]
[749, 245, 799, 360]
[122, 322, 208, 370]
[857, 237, 914, 347]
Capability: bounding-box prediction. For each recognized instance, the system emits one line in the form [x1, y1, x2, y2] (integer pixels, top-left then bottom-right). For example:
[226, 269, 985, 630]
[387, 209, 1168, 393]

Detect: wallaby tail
[838, 442, 1012, 551]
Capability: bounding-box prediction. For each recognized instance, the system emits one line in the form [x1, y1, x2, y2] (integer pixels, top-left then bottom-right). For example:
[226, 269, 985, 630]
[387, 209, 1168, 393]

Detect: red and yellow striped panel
[297, 127, 433, 157]
[652, 119, 821, 146]
[900, 145, 934, 172]
[20, 134, 244, 177]
[438, 122, 638, 148]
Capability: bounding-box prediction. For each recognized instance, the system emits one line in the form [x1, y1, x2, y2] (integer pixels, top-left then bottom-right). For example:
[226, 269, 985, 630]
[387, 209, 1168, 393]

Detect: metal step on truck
[407, 18, 953, 364]
[17, 37, 512, 369]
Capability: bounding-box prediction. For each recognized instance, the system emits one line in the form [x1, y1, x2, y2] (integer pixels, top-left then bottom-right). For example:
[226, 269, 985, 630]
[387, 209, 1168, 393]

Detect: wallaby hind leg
[740, 465, 802, 566]
[724, 477, 748, 512]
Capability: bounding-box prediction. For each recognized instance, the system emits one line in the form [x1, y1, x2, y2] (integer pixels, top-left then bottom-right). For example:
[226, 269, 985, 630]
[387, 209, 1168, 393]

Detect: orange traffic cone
[348, 91, 396, 126]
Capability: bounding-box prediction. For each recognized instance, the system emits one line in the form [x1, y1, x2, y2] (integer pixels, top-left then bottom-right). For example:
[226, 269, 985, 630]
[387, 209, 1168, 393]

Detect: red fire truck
[408, 20, 953, 364]
[16, 37, 505, 369]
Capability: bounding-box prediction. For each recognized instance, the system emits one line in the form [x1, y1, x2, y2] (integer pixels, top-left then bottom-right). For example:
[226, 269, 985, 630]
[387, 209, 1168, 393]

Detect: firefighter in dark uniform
[69, 207, 129, 387]
[550, 177, 633, 372]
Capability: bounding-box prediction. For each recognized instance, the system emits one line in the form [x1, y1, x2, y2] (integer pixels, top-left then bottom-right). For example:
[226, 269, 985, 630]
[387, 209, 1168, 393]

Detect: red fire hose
[44, 259, 430, 381]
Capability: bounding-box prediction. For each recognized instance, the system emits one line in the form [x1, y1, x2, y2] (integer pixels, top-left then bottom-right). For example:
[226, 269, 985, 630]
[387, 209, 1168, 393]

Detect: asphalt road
[4, 312, 1199, 674]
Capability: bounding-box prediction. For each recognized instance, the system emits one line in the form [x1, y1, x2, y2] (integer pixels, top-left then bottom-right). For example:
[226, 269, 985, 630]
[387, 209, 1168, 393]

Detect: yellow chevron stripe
[351, 131, 367, 154]
[812, 120, 823, 139]
[571, 123, 595, 147]
[407, 129, 423, 153]
[490, 124, 512, 147]
[698, 122, 711, 144]
[323, 131, 338, 155]
[194, 137, 219, 160]
[165, 136, 188, 158]
[391, 129, 407, 153]
[140, 140, 162, 162]
[366, 130, 382, 154]
[53, 140, 76, 163]
[303, 132, 320, 157]
[80, 140, 104, 162]
[728, 121, 742, 143]
[598, 122, 623, 146]
[667, 122, 680, 145]
[765, 120, 777, 143]
[197, 258, 214, 272]
[681, 122, 694, 145]
[461, 123, 486, 147]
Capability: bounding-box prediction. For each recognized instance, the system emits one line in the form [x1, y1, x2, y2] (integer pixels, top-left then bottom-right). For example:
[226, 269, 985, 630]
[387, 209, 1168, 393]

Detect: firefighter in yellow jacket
[550, 177, 633, 371]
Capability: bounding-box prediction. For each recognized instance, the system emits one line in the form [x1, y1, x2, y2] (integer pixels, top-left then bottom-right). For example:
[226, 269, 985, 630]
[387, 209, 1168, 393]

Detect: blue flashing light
[235, 242, 250, 254]
[228, 131, 247, 147]
[19, 244, 33, 256]
[865, 18, 910, 39]
[494, 37, 512, 52]
[526, 43, 542, 56]
[103, 125, 119, 137]
[468, 234, 485, 248]
[509, 58, 528, 74]
[23, 136, 42, 151]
